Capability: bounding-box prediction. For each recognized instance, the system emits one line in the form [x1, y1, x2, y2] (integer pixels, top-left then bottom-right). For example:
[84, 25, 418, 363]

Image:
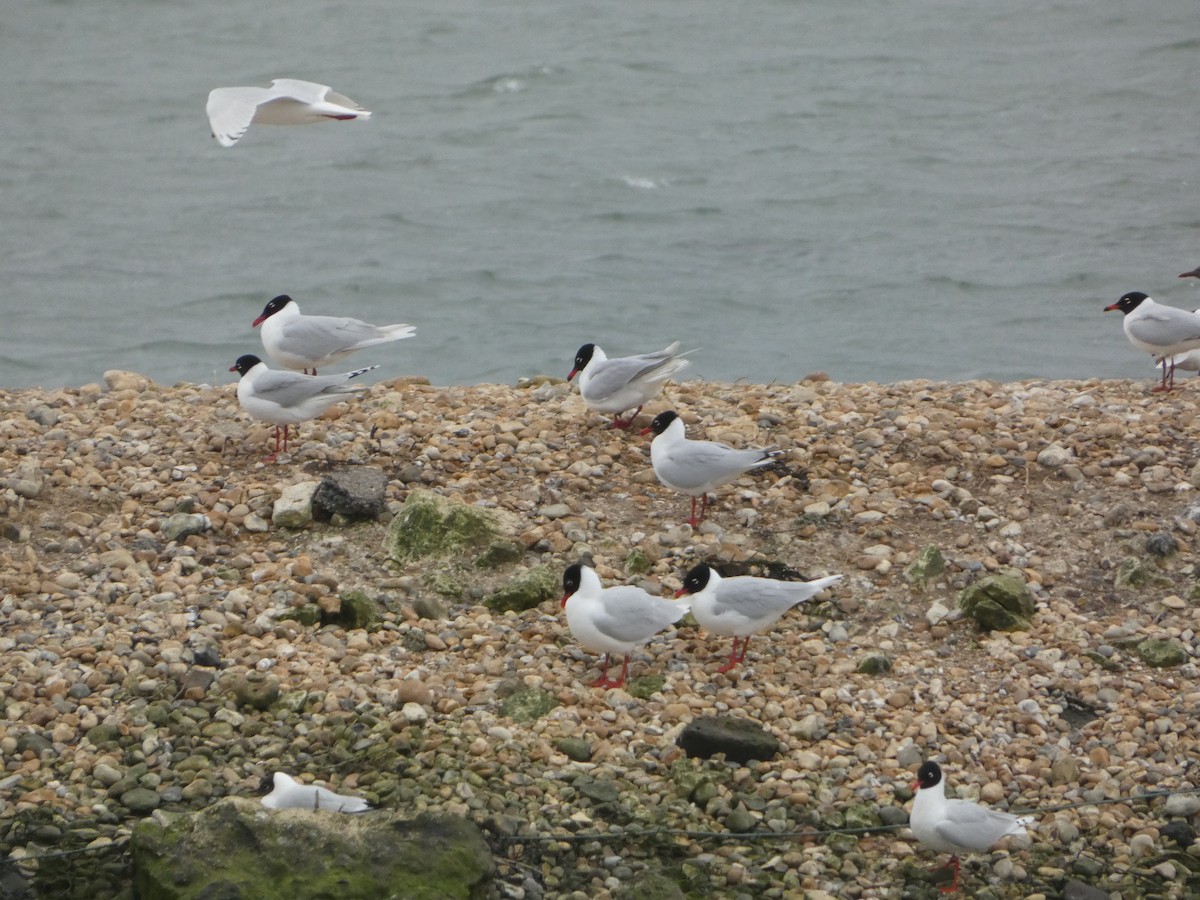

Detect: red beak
[560, 593, 570, 608]
[228, 364, 238, 372]
[567, 368, 578, 381]
[674, 588, 688, 598]
[1103, 303, 1120, 312]
[910, 778, 920, 791]
[252, 314, 267, 328]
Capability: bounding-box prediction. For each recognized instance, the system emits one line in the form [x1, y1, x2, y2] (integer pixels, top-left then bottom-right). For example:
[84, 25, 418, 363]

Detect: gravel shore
[2, 369, 1200, 899]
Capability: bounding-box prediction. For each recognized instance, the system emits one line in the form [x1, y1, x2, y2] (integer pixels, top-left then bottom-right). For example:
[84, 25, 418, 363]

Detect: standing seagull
[560, 563, 689, 688]
[567, 341, 692, 429]
[260, 772, 371, 813]
[643, 410, 781, 526]
[676, 563, 843, 673]
[909, 761, 1033, 893]
[229, 354, 375, 461]
[1104, 291, 1200, 392]
[206, 79, 371, 148]
[253, 295, 415, 374]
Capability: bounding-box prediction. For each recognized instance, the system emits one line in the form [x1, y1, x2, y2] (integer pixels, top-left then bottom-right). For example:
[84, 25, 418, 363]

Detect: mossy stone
[385, 489, 516, 565]
[86, 723, 122, 746]
[475, 540, 523, 569]
[627, 675, 665, 699]
[278, 605, 322, 627]
[1137, 638, 1188, 668]
[230, 673, 279, 711]
[553, 738, 593, 762]
[329, 590, 382, 631]
[958, 573, 1035, 632]
[499, 687, 558, 723]
[624, 548, 653, 575]
[422, 573, 465, 599]
[904, 544, 945, 590]
[483, 566, 558, 613]
[856, 654, 892, 675]
[612, 872, 686, 900]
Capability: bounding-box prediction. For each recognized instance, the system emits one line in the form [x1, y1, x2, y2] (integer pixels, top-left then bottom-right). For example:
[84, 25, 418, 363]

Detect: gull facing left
[1104, 291, 1200, 392]
[206, 79, 371, 148]
[560, 563, 689, 689]
[229, 354, 375, 461]
[260, 772, 371, 813]
[253, 295, 416, 375]
[909, 761, 1033, 893]
[567, 341, 692, 429]
[643, 410, 782, 525]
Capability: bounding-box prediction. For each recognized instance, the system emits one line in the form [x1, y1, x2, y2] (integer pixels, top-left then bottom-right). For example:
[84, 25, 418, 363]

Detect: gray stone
[538, 503, 571, 519]
[26, 405, 59, 427]
[1036, 443, 1073, 468]
[1062, 881, 1112, 900]
[130, 797, 493, 900]
[230, 673, 279, 710]
[412, 595, 449, 620]
[677, 716, 780, 764]
[312, 466, 388, 519]
[474, 540, 523, 569]
[272, 481, 320, 529]
[121, 787, 161, 814]
[160, 513, 211, 543]
[1164, 794, 1200, 817]
[554, 738, 593, 762]
[725, 806, 757, 832]
[904, 544, 945, 590]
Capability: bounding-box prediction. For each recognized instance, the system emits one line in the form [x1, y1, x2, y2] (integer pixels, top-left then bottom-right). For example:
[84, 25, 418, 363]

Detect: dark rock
[553, 738, 593, 762]
[878, 806, 909, 827]
[412, 595, 449, 620]
[327, 590, 382, 631]
[1063, 881, 1112, 900]
[1161, 820, 1196, 849]
[1145, 531, 1179, 557]
[191, 643, 222, 668]
[278, 605, 322, 627]
[613, 872, 685, 900]
[120, 787, 161, 814]
[85, 723, 121, 747]
[474, 540, 523, 569]
[231, 673, 280, 710]
[677, 716, 780, 764]
[16, 733, 53, 756]
[725, 806, 757, 832]
[130, 797, 493, 900]
[160, 513, 210, 543]
[576, 778, 620, 804]
[856, 654, 892, 675]
[313, 466, 388, 519]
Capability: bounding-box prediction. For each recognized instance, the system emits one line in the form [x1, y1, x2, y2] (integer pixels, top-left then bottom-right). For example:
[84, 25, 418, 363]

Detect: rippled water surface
[4, 0, 1200, 389]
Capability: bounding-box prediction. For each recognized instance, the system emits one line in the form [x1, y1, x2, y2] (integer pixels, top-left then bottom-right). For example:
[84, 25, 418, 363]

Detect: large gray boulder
[130, 797, 493, 899]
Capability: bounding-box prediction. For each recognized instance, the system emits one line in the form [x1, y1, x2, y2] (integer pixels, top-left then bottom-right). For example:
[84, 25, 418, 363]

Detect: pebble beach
[2, 369, 1200, 899]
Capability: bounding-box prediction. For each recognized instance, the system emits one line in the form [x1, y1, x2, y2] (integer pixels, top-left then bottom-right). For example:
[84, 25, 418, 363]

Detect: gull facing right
[567, 341, 692, 429]
[676, 563, 843, 673]
[1104, 290, 1200, 392]
[253, 295, 416, 375]
[909, 761, 1033, 893]
[229, 354, 375, 461]
[643, 410, 781, 526]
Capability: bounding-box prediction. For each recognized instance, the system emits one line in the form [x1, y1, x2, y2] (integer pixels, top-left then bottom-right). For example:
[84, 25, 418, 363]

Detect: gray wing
[251, 369, 348, 408]
[583, 344, 682, 399]
[936, 800, 1023, 851]
[1129, 307, 1200, 350]
[267, 79, 334, 103]
[278, 315, 384, 358]
[715, 577, 822, 620]
[660, 439, 770, 490]
[594, 587, 686, 642]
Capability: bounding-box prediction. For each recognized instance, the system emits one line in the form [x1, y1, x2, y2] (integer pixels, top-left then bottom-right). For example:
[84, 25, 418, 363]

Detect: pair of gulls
[1106, 273, 1200, 392]
[569, 342, 782, 526]
[229, 296, 415, 462]
[560, 562, 843, 687]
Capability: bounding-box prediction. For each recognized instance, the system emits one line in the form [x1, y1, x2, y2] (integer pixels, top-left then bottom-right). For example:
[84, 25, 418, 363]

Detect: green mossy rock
[1137, 638, 1188, 668]
[483, 566, 558, 613]
[958, 573, 1035, 632]
[130, 797, 493, 900]
[856, 654, 892, 675]
[385, 489, 517, 566]
[327, 590, 382, 631]
[498, 687, 558, 723]
[278, 605, 322, 627]
[612, 871, 685, 900]
[904, 544, 945, 591]
[475, 540, 523, 569]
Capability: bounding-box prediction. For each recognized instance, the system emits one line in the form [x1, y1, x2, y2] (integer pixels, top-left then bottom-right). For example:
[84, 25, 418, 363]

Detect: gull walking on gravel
[253, 295, 415, 374]
[643, 410, 781, 525]
[561, 563, 689, 688]
[567, 341, 692, 429]
[229, 354, 375, 461]
[207, 79, 371, 147]
[676, 563, 843, 673]
[909, 760, 1033, 893]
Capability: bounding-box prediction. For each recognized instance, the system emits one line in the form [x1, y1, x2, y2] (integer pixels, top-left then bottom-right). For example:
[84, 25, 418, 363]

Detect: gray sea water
[4, 0, 1200, 391]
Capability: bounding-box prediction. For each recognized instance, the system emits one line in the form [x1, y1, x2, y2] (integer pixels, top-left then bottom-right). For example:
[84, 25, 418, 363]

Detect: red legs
[687, 494, 709, 527]
[929, 855, 961, 893]
[717, 636, 750, 673]
[1153, 358, 1176, 393]
[609, 406, 644, 430]
[588, 654, 631, 689]
[263, 425, 291, 463]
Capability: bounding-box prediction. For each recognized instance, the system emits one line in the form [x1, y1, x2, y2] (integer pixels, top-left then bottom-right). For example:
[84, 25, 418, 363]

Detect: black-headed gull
[642, 410, 782, 526]
[561, 563, 689, 688]
[229, 354, 375, 461]
[253, 295, 415, 374]
[676, 563, 843, 673]
[909, 761, 1033, 893]
[1104, 291, 1200, 392]
[260, 772, 371, 813]
[206, 79, 371, 148]
[567, 341, 692, 429]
